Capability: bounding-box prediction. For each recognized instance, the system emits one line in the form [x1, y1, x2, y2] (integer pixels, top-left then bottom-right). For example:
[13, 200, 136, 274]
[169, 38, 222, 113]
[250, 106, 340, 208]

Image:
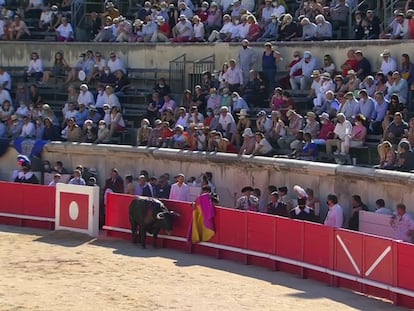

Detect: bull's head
[156, 212, 165, 220]
[155, 210, 180, 235]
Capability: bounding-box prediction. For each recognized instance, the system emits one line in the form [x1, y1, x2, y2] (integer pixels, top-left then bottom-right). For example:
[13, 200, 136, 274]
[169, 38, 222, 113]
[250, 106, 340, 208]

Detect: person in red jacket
[152, 16, 170, 42]
[313, 112, 335, 145]
[246, 15, 262, 42]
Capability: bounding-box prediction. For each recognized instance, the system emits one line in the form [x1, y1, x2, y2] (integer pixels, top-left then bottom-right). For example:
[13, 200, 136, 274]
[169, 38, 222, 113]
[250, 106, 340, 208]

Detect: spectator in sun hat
[313, 112, 335, 145]
[151, 15, 170, 42]
[172, 14, 193, 42]
[218, 105, 237, 139]
[239, 127, 256, 155]
[82, 119, 97, 143]
[380, 10, 409, 39]
[256, 109, 272, 133]
[87, 105, 102, 124]
[78, 84, 95, 107]
[205, 1, 221, 35]
[232, 108, 251, 147]
[94, 119, 111, 143]
[379, 49, 397, 74]
[258, 13, 279, 41]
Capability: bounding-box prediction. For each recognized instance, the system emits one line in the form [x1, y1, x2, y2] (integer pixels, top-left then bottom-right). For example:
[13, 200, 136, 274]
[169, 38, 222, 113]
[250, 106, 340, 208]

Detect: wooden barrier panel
[0, 181, 24, 215]
[303, 222, 334, 269]
[359, 211, 395, 239]
[275, 217, 304, 261]
[216, 207, 247, 249]
[334, 229, 363, 277]
[246, 212, 276, 254]
[161, 200, 192, 239]
[362, 235, 394, 285]
[22, 184, 55, 218]
[105, 193, 134, 230]
[396, 241, 414, 291]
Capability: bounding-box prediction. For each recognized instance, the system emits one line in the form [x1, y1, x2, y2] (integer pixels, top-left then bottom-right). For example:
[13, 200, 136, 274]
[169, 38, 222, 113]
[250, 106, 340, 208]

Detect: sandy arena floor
[0, 225, 408, 311]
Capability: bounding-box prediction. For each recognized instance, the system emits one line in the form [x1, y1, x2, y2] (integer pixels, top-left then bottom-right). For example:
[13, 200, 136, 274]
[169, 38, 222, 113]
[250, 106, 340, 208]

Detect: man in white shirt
[95, 85, 107, 110]
[26, 52, 43, 83]
[289, 51, 317, 91]
[325, 112, 352, 154]
[391, 203, 414, 242]
[175, 107, 189, 130]
[0, 67, 12, 91]
[107, 52, 126, 74]
[169, 173, 190, 202]
[324, 194, 344, 228]
[207, 14, 233, 42]
[77, 84, 95, 106]
[0, 85, 12, 105]
[0, 16, 5, 40]
[172, 15, 193, 42]
[218, 106, 236, 139]
[253, 132, 273, 155]
[56, 17, 74, 41]
[224, 59, 243, 92]
[374, 199, 393, 215]
[20, 116, 35, 138]
[238, 39, 257, 86]
[379, 49, 397, 74]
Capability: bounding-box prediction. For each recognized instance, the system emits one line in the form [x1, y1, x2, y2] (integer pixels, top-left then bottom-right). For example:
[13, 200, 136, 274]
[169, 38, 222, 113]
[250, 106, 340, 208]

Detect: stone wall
[0, 142, 407, 221]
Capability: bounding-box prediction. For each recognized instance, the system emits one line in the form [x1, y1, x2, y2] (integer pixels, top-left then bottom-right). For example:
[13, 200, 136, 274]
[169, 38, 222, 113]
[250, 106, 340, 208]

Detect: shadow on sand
[0, 225, 404, 310]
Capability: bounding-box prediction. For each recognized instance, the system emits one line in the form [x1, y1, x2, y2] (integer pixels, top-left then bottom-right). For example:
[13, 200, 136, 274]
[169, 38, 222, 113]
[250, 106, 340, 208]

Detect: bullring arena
[0, 226, 407, 311]
[2, 32, 414, 310]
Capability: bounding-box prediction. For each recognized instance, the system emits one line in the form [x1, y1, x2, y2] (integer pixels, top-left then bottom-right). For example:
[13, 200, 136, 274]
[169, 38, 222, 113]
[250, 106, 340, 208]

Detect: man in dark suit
[267, 191, 288, 217]
[104, 168, 124, 193]
[290, 197, 315, 222]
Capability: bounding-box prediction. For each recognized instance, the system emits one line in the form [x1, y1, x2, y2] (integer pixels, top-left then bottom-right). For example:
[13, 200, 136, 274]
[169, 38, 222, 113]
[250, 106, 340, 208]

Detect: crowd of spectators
[1, 0, 414, 42]
[3, 43, 414, 170]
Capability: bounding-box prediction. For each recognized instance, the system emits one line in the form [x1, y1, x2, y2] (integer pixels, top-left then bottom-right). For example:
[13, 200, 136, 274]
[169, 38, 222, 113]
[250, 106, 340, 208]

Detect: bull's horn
[156, 212, 165, 219]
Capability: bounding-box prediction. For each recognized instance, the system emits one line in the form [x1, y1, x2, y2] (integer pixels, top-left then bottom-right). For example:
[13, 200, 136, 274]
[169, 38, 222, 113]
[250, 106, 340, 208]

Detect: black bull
[129, 197, 179, 248]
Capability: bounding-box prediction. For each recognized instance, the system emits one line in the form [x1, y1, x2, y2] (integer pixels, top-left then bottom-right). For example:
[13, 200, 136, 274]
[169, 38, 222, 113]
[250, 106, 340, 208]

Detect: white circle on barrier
[69, 201, 79, 221]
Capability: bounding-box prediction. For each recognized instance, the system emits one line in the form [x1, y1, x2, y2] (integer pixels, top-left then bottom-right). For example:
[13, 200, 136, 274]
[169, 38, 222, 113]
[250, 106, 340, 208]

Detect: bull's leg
[153, 228, 160, 248]
[130, 219, 138, 244]
[140, 226, 147, 249]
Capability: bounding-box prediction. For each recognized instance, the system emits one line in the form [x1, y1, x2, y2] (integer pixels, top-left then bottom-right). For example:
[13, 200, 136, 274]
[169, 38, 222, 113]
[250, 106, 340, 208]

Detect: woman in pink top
[341, 114, 367, 155]
[270, 87, 284, 111]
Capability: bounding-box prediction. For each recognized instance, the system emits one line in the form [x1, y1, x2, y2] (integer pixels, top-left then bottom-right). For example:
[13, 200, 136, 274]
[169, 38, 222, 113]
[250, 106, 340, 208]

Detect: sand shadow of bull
[129, 196, 180, 249]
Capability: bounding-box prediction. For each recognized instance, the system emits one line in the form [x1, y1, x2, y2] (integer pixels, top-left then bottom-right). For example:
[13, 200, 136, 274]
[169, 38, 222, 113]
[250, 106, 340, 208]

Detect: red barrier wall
[396, 241, 414, 291]
[102, 193, 414, 308]
[0, 181, 55, 229]
[22, 184, 55, 218]
[334, 229, 363, 277]
[0, 182, 24, 215]
[1, 185, 414, 309]
[303, 222, 333, 269]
